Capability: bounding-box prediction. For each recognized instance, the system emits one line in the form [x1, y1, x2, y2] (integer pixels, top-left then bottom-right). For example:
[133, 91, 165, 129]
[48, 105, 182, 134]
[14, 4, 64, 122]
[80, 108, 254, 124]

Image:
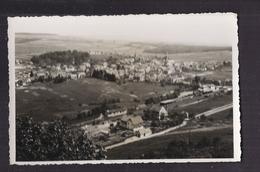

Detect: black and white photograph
[8, 14, 240, 164]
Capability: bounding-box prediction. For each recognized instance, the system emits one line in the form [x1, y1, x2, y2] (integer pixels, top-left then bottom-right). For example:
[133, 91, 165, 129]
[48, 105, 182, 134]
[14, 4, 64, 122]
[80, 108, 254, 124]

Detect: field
[16, 77, 232, 122]
[16, 78, 178, 121]
[16, 33, 232, 63]
[107, 127, 233, 159]
[167, 94, 232, 115]
[143, 44, 231, 54]
[204, 66, 232, 81]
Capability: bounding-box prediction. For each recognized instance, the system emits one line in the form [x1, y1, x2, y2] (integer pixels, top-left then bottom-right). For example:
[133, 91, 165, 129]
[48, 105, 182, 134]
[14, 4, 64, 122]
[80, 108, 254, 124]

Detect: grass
[204, 66, 232, 81]
[16, 78, 178, 121]
[168, 94, 232, 115]
[16, 77, 233, 122]
[143, 44, 231, 54]
[209, 109, 233, 121]
[164, 51, 232, 62]
[107, 127, 233, 159]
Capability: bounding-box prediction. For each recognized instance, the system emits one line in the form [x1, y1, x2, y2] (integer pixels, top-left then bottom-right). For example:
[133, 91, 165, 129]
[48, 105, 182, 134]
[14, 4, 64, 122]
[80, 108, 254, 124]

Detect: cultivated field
[172, 94, 232, 115]
[16, 78, 178, 121]
[16, 33, 232, 63]
[107, 126, 233, 159]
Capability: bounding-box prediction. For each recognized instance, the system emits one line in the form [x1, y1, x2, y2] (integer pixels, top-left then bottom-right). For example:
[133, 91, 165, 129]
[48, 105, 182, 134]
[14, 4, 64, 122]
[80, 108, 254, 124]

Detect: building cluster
[91, 56, 230, 84]
[15, 54, 231, 87]
[15, 59, 92, 86]
[81, 111, 153, 146]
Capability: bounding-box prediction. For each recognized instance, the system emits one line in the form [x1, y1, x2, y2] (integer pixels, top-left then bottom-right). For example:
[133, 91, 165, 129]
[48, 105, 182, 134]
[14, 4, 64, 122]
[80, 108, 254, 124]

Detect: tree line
[31, 50, 90, 66]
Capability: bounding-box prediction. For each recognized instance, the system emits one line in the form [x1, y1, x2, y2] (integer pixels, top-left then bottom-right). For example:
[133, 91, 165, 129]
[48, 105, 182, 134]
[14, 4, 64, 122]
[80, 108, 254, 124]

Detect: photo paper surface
[8, 13, 240, 164]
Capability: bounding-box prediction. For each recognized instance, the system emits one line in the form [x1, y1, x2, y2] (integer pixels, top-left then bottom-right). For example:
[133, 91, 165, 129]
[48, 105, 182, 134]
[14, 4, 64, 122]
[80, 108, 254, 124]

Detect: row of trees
[31, 50, 90, 66]
[16, 116, 106, 161]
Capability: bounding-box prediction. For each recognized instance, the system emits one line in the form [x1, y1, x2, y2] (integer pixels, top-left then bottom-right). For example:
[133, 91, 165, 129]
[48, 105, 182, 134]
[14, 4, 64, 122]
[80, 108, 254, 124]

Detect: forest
[31, 50, 90, 66]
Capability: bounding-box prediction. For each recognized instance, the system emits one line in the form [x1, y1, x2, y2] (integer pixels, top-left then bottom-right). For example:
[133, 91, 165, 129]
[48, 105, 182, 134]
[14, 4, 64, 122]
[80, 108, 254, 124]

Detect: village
[15, 51, 232, 87]
[73, 84, 232, 148]
[15, 50, 233, 149]
[11, 13, 241, 162]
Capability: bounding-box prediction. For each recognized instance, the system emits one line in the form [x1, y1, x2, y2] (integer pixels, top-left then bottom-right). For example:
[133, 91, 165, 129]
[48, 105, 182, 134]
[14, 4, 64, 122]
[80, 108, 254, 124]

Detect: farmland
[172, 94, 232, 115]
[107, 126, 233, 159]
[16, 76, 232, 121]
[16, 33, 232, 63]
[16, 78, 178, 121]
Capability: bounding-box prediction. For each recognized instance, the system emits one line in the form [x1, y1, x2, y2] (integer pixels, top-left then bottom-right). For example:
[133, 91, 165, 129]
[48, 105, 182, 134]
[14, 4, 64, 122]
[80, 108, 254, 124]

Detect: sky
[10, 13, 237, 46]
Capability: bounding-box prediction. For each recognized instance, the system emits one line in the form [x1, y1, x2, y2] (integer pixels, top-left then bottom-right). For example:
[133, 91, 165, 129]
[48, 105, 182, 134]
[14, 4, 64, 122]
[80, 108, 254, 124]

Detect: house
[136, 127, 152, 138]
[120, 115, 144, 130]
[82, 122, 110, 138]
[106, 108, 127, 118]
[136, 104, 147, 110]
[49, 70, 59, 79]
[66, 65, 76, 72]
[179, 91, 194, 98]
[69, 73, 78, 80]
[35, 72, 47, 80]
[77, 72, 86, 79]
[159, 106, 168, 120]
[78, 64, 87, 72]
[199, 84, 218, 93]
[150, 105, 169, 120]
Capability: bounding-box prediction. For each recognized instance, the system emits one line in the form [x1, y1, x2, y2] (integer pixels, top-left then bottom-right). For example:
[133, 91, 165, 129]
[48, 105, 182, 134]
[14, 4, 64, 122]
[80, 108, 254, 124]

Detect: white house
[106, 108, 127, 118]
[136, 127, 152, 138]
[159, 106, 168, 120]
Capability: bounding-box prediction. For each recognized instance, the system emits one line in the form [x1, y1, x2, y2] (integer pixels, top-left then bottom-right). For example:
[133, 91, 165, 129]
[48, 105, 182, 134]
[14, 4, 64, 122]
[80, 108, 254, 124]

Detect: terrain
[107, 126, 233, 159]
[16, 78, 179, 121]
[15, 33, 234, 159]
[16, 33, 232, 62]
[15, 33, 233, 121]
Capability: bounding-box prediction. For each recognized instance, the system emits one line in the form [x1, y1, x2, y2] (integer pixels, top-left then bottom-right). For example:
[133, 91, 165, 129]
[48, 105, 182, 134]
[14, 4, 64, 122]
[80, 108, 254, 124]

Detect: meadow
[16, 78, 177, 121]
[107, 126, 233, 159]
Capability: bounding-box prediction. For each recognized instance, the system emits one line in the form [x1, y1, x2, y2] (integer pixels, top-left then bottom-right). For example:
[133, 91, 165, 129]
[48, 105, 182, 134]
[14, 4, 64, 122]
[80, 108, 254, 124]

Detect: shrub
[16, 116, 106, 161]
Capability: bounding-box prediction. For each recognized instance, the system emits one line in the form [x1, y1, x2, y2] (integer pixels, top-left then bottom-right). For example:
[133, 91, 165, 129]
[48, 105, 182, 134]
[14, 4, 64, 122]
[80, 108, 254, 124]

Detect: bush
[16, 116, 106, 161]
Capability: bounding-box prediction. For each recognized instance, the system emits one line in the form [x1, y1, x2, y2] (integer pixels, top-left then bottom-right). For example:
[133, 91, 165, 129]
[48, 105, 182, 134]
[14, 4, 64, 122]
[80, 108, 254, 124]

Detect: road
[165, 124, 232, 137]
[105, 103, 233, 150]
[106, 120, 188, 150]
[195, 103, 233, 119]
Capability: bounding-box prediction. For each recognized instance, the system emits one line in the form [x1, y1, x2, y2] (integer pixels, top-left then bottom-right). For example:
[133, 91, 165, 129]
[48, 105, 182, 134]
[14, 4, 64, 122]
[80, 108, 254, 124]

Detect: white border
[8, 13, 241, 165]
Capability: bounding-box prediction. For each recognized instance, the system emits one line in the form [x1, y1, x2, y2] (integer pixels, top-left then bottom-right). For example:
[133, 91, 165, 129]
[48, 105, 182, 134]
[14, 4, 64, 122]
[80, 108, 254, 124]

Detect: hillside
[16, 78, 178, 121]
[15, 33, 232, 62]
[143, 44, 231, 54]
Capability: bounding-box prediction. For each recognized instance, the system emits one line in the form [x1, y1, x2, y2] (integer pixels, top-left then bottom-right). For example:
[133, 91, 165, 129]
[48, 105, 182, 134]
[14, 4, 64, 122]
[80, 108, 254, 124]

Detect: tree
[16, 116, 106, 161]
